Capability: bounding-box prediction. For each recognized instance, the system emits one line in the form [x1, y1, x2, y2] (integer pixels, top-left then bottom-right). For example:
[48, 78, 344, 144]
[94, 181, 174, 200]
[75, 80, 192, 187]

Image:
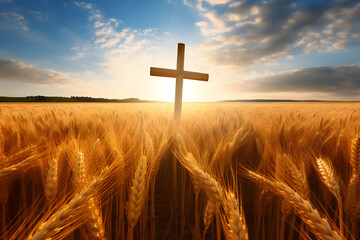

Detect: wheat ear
[247, 170, 342, 240]
[87, 197, 106, 240]
[316, 158, 343, 234]
[224, 192, 248, 240]
[346, 136, 360, 218]
[29, 167, 108, 240]
[316, 158, 341, 200]
[183, 153, 223, 201]
[203, 198, 219, 239]
[277, 155, 309, 198]
[74, 152, 86, 185]
[0, 157, 32, 185]
[276, 155, 310, 218]
[345, 174, 360, 217]
[74, 152, 106, 240]
[178, 153, 223, 239]
[350, 136, 360, 175]
[126, 155, 148, 230]
[45, 158, 58, 202]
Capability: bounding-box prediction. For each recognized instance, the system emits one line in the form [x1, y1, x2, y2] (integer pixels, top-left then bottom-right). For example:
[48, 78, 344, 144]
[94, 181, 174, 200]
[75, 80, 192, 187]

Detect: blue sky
[0, 0, 359, 101]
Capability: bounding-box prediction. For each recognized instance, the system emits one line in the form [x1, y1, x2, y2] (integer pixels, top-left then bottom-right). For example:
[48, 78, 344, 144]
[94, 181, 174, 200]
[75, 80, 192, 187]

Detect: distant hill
[220, 99, 356, 102]
[0, 96, 145, 102]
[1, 96, 357, 103]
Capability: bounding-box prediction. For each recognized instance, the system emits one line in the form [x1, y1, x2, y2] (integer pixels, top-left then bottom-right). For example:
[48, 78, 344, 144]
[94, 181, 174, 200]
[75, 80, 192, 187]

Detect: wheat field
[0, 102, 360, 240]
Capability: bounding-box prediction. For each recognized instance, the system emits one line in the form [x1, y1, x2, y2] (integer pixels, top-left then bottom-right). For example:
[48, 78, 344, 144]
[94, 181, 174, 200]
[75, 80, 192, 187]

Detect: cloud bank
[189, 0, 360, 66]
[0, 59, 74, 85]
[230, 62, 360, 97]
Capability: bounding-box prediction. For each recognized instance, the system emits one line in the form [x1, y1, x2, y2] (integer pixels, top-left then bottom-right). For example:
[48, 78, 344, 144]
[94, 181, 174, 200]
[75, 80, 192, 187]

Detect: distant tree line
[25, 95, 141, 102]
[69, 96, 140, 102]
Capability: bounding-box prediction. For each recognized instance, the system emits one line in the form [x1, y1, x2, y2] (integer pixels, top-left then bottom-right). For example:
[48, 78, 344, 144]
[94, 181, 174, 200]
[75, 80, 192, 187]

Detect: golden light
[155, 78, 175, 102]
[154, 78, 200, 102]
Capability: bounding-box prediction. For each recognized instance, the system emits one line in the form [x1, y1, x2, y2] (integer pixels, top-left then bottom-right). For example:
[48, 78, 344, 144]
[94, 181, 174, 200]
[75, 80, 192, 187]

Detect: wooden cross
[150, 43, 209, 121]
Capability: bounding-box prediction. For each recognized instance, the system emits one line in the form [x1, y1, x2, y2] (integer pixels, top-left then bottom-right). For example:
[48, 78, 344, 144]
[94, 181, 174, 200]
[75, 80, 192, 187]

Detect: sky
[0, 0, 359, 101]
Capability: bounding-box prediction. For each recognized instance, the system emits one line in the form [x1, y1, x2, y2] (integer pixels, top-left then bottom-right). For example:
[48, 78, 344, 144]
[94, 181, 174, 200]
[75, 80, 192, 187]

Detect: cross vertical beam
[150, 43, 209, 122]
[175, 43, 185, 120]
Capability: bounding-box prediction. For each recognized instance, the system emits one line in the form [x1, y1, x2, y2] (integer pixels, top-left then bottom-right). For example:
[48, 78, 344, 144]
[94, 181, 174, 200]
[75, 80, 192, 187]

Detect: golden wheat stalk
[126, 156, 148, 231]
[224, 192, 248, 240]
[247, 170, 342, 240]
[45, 158, 58, 202]
[29, 167, 108, 240]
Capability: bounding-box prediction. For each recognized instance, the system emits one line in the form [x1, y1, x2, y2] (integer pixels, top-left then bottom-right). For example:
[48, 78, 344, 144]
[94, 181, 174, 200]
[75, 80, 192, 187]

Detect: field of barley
[1, 102, 360, 240]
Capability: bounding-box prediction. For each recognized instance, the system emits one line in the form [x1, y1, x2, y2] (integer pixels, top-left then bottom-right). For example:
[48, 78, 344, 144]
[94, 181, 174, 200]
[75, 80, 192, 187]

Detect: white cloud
[73, 0, 161, 97]
[183, 0, 194, 7]
[0, 59, 76, 86]
[28, 10, 46, 22]
[94, 21, 104, 28]
[0, 11, 28, 31]
[74, 1, 158, 55]
[74, 1, 92, 10]
[187, 0, 360, 67]
[195, 10, 233, 36]
[296, 2, 360, 53]
[203, 0, 232, 5]
[227, 62, 360, 98]
[70, 52, 84, 60]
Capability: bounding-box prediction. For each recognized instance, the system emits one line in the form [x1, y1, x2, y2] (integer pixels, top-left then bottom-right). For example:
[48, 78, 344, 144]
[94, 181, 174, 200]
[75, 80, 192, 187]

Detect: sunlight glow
[153, 78, 202, 102]
[155, 78, 175, 102]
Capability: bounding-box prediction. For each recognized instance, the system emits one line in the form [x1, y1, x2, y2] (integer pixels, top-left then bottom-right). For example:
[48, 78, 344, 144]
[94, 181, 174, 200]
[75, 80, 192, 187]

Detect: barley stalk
[247, 170, 342, 240]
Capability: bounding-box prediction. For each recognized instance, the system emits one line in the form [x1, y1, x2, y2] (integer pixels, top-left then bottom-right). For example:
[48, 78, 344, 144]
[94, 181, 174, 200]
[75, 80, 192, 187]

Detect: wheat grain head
[45, 158, 58, 202]
[126, 155, 148, 230]
[247, 170, 342, 240]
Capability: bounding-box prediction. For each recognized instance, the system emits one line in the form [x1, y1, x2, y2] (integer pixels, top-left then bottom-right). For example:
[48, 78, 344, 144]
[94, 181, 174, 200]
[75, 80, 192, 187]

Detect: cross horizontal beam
[150, 67, 209, 81]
